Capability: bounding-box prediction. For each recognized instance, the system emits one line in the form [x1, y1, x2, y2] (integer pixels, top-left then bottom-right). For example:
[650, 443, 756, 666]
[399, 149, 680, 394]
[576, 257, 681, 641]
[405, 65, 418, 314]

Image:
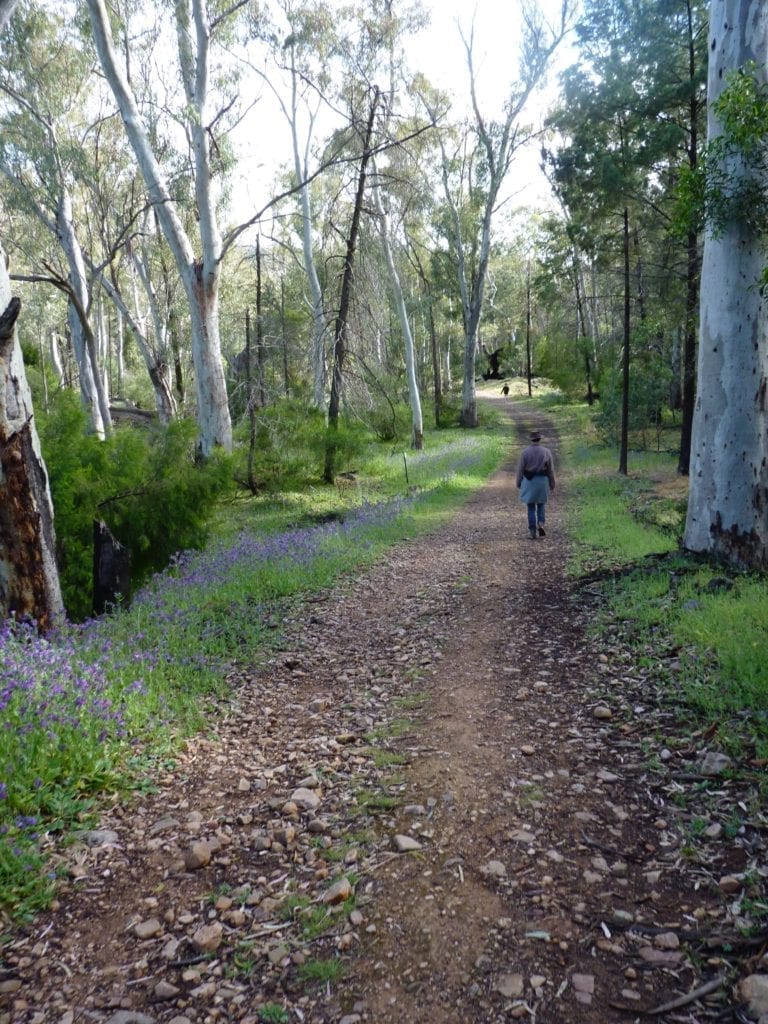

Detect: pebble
[480, 860, 507, 878]
[495, 973, 524, 997]
[134, 918, 163, 940]
[153, 980, 180, 1000]
[323, 877, 353, 904]
[290, 787, 321, 811]
[191, 922, 223, 953]
[699, 751, 732, 775]
[393, 834, 422, 852]
[739, 975, 768, 1016]
[183, 840, 212, 870]
[593, 706, 612, 720]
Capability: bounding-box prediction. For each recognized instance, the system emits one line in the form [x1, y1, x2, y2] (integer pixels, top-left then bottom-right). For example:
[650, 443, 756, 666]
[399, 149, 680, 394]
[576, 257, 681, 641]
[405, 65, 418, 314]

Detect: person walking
[515, 430, 556, 539]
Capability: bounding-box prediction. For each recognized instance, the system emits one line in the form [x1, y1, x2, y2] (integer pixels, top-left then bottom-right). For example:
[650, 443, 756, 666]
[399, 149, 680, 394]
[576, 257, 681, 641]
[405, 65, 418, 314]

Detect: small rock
[134, 918, 163, 940]
[700, 751, 732, 776]
[237, 777, 251, 792]
[191, 922, 223, 953]
[593, 706, 612, 720]
[268, 944, 290, 965]
[291, 787, 321, 811]
[495, 973, 524, 998]
[323, 877, 353, 904]
[740, 975, 768, 1016]
[297, 774, 320, 789]
[105, 1014, 157, 1024]
[153, 980, 180, 1001]
[520, 745, 535, 755]
[654, 932, 680, 950]
[621, 988, 642, 1002]
[86, 829, 120, 846]
[613, 909, 634, 924]
[719, 874, 743, 894]
[596, 769, 619, 783]
[393, 834, 422, 853]
[508, 829, 535, 844]
[480, 860, 507, 878]
[639, 947, 683, 966]
[183, 840, 212, 871]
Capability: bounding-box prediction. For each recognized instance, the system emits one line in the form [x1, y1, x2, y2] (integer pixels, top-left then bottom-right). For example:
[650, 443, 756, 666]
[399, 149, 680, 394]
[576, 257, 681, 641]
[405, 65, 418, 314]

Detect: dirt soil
[2, 397, 765, 1024]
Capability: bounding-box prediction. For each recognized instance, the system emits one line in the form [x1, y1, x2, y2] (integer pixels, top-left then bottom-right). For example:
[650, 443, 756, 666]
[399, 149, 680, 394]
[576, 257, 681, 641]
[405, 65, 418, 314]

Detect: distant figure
[515, 431, 556, 539]
[501, 383, 510, 397]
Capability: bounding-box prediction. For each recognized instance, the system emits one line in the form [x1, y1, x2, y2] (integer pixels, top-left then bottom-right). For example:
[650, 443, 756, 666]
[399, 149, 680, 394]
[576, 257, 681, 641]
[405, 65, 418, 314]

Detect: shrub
[39, 394, 232, 620]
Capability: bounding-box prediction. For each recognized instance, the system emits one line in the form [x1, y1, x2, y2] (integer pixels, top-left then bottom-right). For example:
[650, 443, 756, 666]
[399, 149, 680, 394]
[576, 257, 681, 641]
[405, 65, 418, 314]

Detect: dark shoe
[528, 527, 537, 539]
[538, 526, 546, 537]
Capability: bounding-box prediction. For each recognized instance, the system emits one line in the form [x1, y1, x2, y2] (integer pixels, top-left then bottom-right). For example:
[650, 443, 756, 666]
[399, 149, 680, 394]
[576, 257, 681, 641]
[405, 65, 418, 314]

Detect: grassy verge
[0, 411, 509, 922]
[537, 393, 768, 763]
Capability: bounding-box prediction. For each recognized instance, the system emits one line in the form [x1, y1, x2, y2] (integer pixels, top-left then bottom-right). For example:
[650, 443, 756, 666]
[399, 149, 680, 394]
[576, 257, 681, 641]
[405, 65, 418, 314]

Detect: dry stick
[646, 974, 725, 1015]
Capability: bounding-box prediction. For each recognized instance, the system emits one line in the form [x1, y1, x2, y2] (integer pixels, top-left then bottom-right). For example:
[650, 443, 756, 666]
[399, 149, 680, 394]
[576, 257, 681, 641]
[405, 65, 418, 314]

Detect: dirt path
[1, 398, 756, 1024]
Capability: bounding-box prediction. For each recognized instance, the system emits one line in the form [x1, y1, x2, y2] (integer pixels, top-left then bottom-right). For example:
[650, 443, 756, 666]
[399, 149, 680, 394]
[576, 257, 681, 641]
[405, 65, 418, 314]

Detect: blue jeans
[527, 503, 545, 530]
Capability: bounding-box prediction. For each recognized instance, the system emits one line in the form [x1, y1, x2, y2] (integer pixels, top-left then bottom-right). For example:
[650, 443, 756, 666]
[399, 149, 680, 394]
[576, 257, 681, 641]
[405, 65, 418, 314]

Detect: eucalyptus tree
[548, 0, 707, 469]
[86, 0, 252, 456]
[0, 2, 113, 437]
[251, 0, 346, 412]
[684, 0, 768, 568]
[425, 2, 570, 428]
[0, 0, 65, 629]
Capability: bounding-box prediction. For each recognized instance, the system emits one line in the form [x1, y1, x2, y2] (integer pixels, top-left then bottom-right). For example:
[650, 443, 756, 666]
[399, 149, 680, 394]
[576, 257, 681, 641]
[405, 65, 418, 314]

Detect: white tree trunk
[371, 164, 424, 449]
[684, 0, 768, 567]
[0, 247, 63, 629]
[57, 192, 111, 438]
[49, 330, 65, 386]
[87, 0, 232, 455]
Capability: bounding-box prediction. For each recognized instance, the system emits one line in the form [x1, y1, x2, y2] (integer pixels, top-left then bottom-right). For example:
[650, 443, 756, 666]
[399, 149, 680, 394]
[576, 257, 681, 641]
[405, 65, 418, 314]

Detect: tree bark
[372, 159, 423, 449]
[0, 254, 63, 630]
[678, 0, 703, 476]
[619, 207, 631, 475]
[324, 88, 379, 483]
[683, 0, 768, 567]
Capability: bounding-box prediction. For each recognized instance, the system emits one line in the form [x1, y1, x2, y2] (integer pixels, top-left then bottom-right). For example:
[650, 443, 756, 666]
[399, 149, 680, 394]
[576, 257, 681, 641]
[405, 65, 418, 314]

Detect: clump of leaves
[39, 393, 232, 620]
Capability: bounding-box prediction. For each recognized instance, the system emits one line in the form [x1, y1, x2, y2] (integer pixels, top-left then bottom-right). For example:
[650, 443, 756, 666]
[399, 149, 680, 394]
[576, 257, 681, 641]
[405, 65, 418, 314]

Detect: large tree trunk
[683, 0, 768, 567]
[0, 255, 63, 630]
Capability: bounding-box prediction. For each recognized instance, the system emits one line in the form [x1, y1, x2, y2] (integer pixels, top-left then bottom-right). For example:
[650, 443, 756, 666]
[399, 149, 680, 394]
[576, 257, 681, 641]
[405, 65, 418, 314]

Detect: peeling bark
[0, 256, 64, 630]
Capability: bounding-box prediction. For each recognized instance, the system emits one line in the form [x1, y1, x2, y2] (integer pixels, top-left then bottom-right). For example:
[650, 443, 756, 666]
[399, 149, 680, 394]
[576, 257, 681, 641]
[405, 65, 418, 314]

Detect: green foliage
[695, 64, 768, 238]
[297, 957, 346, 987]
[233, 401, 327, 491]
[595, 358, 674, 449]
[258, 1006, 290, 1024]
[39, 393, 232, 619]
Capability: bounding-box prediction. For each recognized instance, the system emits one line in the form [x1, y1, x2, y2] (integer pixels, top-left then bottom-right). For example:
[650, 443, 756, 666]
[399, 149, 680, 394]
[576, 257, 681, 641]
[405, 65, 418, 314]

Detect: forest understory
[2, 401, 766, 1024]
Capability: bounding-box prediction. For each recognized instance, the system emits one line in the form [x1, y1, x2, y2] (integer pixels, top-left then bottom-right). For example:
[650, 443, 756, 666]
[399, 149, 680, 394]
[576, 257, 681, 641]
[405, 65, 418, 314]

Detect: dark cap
[530, 431, 542, 442]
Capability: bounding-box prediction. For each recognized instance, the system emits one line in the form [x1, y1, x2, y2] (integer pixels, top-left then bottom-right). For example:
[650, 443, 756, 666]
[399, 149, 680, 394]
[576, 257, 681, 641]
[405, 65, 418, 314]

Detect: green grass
[539, 393, 768, 759]
[297, 957, 347, 987]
